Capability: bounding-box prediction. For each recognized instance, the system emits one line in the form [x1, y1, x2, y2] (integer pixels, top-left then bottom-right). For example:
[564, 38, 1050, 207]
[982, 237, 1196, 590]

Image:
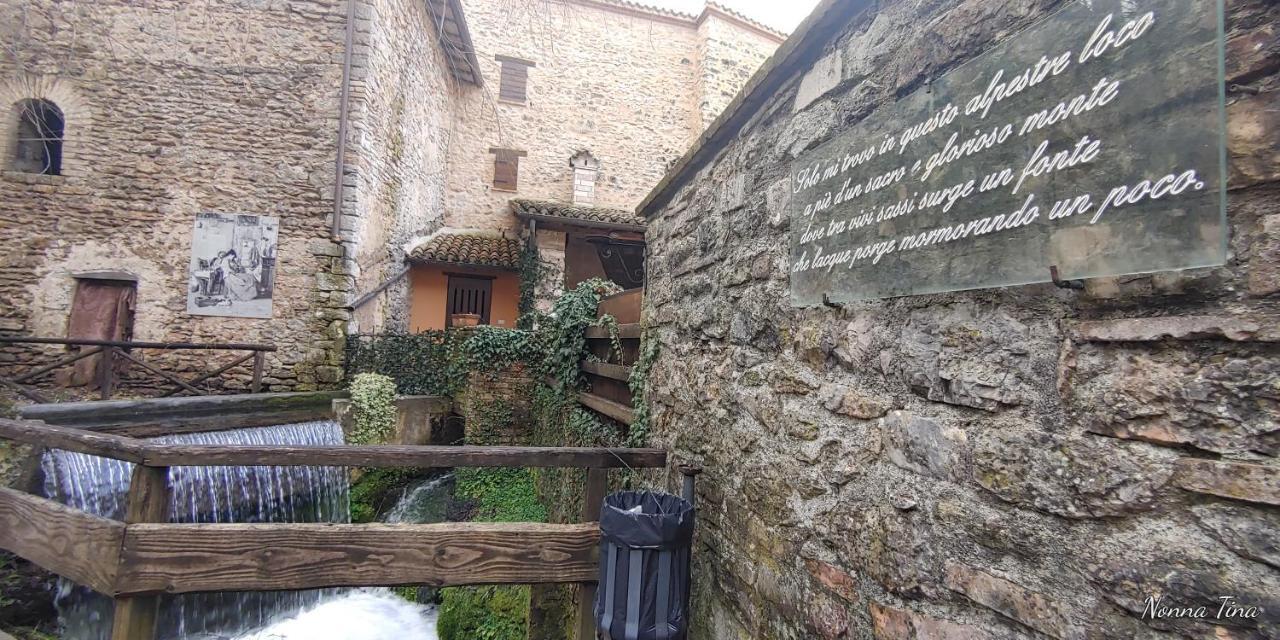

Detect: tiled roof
[409, 233, 522, 269]
[704, 2, 789, 40]
[511, 199, 647, 229]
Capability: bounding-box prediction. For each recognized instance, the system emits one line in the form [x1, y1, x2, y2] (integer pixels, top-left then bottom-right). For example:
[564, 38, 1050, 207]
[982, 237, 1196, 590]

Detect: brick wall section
[642, 1, 1280, 639]
[0, 0, 350, 392]
[458, 362, 534, 445]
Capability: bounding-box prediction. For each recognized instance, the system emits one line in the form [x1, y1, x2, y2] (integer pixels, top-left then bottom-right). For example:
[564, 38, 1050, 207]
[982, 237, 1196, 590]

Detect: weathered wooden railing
[578, 288, 641, 425]
[0, 336, 276, 402]
[0, 417, 666, 640]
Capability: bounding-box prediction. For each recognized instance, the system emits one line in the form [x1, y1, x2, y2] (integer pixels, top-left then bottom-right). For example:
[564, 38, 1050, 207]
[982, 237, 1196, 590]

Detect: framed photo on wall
[186, 212, 279, 319]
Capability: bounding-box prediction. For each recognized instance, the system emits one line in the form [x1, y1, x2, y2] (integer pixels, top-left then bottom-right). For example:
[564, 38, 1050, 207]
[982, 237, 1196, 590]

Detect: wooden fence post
[98, 346, 116, 401]
[575, 467, 608, 640]
[250, 351, 265, 393]
[111, 464, 170, 640]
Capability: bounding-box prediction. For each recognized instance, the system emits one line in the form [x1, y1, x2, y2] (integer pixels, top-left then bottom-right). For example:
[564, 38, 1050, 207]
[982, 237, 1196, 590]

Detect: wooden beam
[0, 488, 124, 595]
[114, 349, 202, 396]
[115, 522, 600, 594]
[79, 410, 334, 438]
[0, 377, 49, 403]
[18, 390, 343, 426]
[581, 360, 632, 382]
[577, 392, 635, 425]
[140, 444, 665, 469]
[111, 465, 171, 640]
[0, 419, 146, 463]
[585, 323, 642, 340]
[162, 351, 255, 398]
[0, 336, 275, 351]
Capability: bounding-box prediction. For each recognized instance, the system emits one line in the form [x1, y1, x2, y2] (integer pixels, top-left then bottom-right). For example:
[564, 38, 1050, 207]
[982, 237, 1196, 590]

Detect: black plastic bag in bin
[594, 491, 695, 640]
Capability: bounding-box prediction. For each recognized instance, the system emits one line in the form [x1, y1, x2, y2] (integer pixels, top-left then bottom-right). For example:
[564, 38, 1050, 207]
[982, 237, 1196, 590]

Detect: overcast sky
[642, 0, 821, 34]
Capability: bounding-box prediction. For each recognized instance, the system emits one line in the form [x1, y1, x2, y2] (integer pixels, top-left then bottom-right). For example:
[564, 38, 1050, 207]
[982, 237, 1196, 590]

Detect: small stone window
[570, 151, 600, 206]
[496, 55, 534, 104]
[489, 147, 526, 191]
[12, 98, 64, 175]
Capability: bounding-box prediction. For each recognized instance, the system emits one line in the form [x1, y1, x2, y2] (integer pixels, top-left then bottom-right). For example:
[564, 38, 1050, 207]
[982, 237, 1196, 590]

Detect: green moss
[348, 468, 425, 524]
[437, 466, 546, 640]
[438, 585, 530, 640]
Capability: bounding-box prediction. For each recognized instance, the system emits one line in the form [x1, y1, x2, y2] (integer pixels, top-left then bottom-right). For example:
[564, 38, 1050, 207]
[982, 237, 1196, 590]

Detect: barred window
[13, 98, 64, 175]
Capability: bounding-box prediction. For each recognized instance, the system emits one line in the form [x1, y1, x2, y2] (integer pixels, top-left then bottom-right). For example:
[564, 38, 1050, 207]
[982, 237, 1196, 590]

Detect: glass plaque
[788, 0, 1226, 305]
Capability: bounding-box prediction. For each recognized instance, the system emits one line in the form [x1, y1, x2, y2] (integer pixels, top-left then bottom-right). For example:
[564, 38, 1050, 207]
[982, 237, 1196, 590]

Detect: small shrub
[349, 373, 397, 445]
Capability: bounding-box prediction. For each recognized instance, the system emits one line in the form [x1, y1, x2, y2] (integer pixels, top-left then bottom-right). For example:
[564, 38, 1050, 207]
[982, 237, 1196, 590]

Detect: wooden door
[61, 279, 136, 387]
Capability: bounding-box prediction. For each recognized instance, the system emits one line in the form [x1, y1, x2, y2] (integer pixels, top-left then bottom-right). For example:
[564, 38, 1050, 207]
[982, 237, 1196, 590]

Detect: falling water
[230, 474, 456, 640]
[41, 421, 350, 640]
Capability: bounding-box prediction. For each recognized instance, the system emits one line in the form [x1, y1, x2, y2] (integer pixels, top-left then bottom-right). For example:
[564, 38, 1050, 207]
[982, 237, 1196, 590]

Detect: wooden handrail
[0, 336, 276, 351]
[0, 488, 124, 595]
[0, 419, 148, 463]
[116, 522, 599, 595]
[0, 418, 666, 469]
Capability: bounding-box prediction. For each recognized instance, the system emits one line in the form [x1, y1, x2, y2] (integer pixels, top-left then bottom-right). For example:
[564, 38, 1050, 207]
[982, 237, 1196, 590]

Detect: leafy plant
[348, 373, 397, 445]
[626, 331, 659, 447]
[438, 585, 530, 640]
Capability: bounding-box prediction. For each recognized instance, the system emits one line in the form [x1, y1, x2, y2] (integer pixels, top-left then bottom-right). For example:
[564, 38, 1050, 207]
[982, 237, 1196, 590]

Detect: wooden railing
[579, 288, 641, 425]
[0, 417, 667, 640]
[0, 337, 276, 403]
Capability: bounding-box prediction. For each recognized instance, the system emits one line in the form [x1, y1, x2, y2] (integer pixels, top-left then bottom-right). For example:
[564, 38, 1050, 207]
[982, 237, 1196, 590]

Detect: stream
[231, 474, 456, 640]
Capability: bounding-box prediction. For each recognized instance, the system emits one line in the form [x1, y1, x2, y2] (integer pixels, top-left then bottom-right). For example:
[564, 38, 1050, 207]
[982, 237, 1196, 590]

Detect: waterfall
[41, 420, 350, 640]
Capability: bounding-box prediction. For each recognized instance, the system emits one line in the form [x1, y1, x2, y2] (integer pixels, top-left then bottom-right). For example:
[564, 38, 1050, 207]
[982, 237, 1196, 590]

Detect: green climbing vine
[517, 241, 545, 329]
[626, 331, 659, 447]
[348, 373, 397, 445]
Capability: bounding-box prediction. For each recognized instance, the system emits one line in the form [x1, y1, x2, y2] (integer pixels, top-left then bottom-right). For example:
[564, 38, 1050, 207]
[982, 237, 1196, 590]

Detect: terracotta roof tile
[511, 198, 647, 229]
[409, 233, 522, 269]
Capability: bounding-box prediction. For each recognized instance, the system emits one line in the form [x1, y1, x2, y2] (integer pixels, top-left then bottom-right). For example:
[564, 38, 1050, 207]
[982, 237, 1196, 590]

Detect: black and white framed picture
[186, 213, 279, 319]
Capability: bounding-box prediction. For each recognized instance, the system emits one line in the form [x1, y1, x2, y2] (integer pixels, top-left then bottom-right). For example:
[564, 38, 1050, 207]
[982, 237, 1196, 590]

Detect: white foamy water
[234, 591, 437, 640]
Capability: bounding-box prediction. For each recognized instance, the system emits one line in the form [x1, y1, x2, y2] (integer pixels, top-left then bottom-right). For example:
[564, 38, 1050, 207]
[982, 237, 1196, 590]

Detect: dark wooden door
[62, 278, 136, 387]
[446, 275, 493, 326]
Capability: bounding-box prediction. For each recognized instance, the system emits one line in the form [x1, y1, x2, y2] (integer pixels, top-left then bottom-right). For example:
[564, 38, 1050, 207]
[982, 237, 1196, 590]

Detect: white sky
[641, 0, 821, 34]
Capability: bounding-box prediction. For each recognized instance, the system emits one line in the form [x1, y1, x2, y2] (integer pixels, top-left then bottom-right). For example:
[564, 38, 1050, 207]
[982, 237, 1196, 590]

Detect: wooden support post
[111, 464, 169, 640]
[250, 351, 265, 394]
[575, 467, 608, 640]
[98, 347, 115, 401]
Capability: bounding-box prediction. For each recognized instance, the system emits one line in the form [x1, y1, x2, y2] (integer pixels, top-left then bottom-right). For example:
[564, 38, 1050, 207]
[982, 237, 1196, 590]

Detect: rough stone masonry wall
[344, 0, 456, 335]
[0, 0, 350, 392]
[444, 0, 700, 234]
[643, 1, 1280, 639]
[693, 13, 780, 130]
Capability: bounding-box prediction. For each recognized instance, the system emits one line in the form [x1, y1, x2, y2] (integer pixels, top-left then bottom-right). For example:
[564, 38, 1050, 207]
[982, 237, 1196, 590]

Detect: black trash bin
[594, 491, 694, 640]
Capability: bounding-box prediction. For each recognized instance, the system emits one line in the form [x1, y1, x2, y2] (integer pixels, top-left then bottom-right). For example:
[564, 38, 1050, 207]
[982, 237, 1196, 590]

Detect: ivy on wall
[348, 373, 397, 446]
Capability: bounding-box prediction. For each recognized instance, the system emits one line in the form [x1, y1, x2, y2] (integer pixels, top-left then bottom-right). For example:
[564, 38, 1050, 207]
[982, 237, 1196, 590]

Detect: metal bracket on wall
[1049, 265, 1085, 290]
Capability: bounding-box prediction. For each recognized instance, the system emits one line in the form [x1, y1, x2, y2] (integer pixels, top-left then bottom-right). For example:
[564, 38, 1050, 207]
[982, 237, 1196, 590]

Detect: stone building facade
[640, 0, 1280, 639]
[0, 0, 780, 393]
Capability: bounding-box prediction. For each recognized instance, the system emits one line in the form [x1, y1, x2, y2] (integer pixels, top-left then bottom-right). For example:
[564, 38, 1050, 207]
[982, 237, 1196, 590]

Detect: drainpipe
[331, 0, 358, 243]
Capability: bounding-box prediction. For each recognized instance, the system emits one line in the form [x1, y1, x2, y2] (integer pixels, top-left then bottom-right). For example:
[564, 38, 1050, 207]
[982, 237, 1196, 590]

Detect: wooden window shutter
[489, 148, 525, 191]
[496, 55, 534, 103]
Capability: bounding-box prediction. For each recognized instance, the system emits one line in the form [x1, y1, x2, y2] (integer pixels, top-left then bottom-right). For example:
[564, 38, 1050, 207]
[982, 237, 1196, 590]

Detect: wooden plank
[140, 444, 664, 469]
[116, 522, 601, 594]
[80, 409, 334, 438]
[585, 323, 642, 340]
[18, 391, 344, 426]
[0, 488, 124, 595]
[0, 419, 146, 463]
[577, 392, 635, 425]
[596, 289, 642, 325]
[0, 336, 275, 351]
[576, 468, 608, 640]
[111, 465, 171, 640]
[581, 360, 632, 382]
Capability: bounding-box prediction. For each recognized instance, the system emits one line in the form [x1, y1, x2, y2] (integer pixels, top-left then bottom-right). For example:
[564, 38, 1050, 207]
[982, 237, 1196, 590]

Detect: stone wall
[345, 0, 456, 334]
[442, 0, 782, 235]
[693, 10, 780, 130]
[0, 0, 350, 391]
[642, 1, 1280, 639]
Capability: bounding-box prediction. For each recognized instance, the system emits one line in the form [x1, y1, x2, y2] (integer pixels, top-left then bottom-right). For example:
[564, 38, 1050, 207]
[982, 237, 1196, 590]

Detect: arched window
[13, 98, 64, 175]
